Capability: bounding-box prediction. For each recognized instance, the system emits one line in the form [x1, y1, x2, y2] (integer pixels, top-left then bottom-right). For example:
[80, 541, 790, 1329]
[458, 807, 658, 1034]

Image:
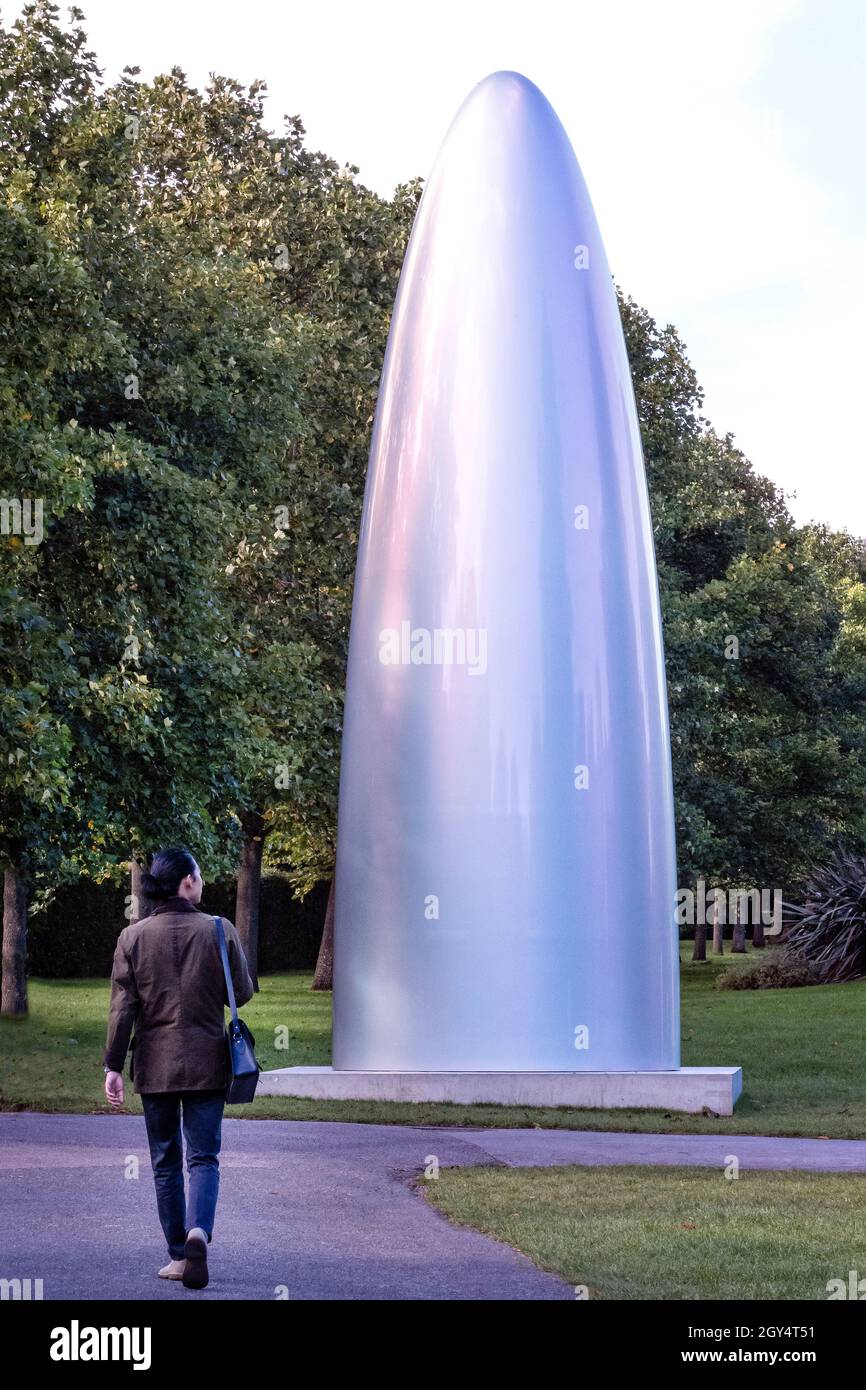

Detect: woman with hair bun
[103, 846, 254, 1290]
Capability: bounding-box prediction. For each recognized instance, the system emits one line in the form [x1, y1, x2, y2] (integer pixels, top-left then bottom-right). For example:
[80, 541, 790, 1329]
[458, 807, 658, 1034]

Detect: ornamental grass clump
[783, 852, 866, 983]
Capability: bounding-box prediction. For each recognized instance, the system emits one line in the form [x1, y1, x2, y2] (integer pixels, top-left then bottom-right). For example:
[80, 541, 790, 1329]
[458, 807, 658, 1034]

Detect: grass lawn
[418, 1163, 866, 1299]
[1, 945, 865, 1135]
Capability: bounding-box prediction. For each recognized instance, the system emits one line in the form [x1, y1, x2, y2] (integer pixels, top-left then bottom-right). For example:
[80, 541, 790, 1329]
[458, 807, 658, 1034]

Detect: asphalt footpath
[2, 1112, 864, 1300]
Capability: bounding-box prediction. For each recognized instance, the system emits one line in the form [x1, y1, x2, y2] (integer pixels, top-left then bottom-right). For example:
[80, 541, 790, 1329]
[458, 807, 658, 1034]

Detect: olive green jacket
[103, 900, 254, 1093]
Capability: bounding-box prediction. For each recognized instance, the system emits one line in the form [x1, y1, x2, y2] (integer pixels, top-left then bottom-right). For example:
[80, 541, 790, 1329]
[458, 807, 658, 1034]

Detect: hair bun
[140, 870, 172, 900]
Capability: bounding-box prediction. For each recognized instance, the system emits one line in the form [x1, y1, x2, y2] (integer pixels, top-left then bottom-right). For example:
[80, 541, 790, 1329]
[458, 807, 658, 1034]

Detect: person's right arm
[222, 918, 255, 1006]
[104, 930, 139, 1073]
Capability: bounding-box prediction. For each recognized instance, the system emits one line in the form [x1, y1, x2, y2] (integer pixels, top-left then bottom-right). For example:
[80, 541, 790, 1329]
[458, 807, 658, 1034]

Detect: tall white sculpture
[332, 70, 680, 1072]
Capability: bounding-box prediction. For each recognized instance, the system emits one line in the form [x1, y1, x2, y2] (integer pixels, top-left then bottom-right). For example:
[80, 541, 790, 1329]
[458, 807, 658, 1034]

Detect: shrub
[717, 949, 821, 990]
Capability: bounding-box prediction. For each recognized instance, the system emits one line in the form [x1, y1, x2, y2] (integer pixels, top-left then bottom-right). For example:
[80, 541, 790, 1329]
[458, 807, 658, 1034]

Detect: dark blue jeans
[141, 1089, 226, 1261]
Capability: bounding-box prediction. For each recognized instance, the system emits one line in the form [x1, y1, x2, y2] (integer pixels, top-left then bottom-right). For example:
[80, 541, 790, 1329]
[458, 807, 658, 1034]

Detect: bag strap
[213, 915, 239, 1025]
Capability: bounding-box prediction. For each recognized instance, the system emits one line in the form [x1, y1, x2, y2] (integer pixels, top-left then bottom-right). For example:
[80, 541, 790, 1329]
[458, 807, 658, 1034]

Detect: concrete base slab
[257, 1065, 743, 1115]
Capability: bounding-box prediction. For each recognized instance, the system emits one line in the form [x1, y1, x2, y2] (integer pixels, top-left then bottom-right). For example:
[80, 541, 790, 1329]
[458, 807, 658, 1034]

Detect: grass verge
[1, 947, 863, 1136]
[418, 1163, 866, 1299]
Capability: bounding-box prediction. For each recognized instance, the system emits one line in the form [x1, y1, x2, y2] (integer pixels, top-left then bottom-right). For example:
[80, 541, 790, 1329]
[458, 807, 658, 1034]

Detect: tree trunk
[752, 919, 766, 949]
[732, 900, 747, 953]
[313, 877, 335, 991]
[236, 811, 265, 991]
[712, 900, 724, 954]
[692, 916, 707, 962]
[129, 857, 156, 923]
[1, 864, 28, 1017]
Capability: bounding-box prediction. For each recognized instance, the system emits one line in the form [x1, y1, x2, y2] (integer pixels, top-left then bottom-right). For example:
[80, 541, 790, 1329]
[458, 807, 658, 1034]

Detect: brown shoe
[158, 1259, 186, 1280]
[182, 1228, 209, 1289]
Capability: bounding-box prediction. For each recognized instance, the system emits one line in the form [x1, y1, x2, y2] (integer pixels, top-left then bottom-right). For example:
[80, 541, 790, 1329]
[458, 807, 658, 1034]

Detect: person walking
[103, 846, 254, 1290]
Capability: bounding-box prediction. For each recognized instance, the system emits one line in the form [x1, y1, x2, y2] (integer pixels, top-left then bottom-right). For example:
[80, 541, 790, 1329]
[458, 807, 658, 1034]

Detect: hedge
[27, 874, 330, 978]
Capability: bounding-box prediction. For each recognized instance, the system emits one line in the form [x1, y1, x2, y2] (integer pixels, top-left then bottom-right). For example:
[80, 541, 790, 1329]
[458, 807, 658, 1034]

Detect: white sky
[13, 0, 866, 536]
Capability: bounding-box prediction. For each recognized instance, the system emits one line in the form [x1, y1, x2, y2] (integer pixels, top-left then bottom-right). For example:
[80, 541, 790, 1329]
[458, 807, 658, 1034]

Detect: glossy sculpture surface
[332, 70, 679, 1071]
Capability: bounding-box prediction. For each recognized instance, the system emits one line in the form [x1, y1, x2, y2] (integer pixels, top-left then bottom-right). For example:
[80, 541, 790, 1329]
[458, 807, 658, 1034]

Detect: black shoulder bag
[213, 915, 260, 1104]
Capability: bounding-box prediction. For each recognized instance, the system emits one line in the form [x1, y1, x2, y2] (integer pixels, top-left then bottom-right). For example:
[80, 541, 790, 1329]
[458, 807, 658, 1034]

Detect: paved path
[445, 1127, 866, 1172]
[2, 1114, 865, 1300]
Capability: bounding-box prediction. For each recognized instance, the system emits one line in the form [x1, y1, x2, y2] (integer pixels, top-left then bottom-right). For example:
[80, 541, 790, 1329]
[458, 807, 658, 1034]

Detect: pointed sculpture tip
[453, 69, 559, 133]
[431, 69, 555, 174]
[474, 69, 544, 100]
[478, 68, 535, 85]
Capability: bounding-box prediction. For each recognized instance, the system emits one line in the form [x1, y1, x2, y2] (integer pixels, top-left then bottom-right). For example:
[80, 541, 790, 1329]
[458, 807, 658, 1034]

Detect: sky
[12, 0, 865, 536]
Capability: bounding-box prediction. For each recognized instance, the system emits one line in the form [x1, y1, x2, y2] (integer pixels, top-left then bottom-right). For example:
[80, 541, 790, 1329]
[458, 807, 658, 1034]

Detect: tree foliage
[2, 0, 865, 966]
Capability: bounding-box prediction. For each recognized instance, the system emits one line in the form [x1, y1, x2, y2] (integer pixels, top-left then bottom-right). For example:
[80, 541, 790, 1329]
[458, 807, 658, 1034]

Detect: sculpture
[332, 71, 680, 1073]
